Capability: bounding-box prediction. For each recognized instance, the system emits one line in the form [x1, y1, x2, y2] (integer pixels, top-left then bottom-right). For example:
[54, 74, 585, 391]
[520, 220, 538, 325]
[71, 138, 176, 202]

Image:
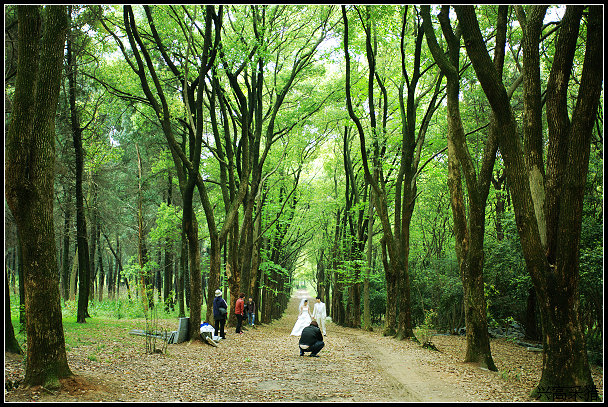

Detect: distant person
[312, 296, 327, 336]
[298, 320, 324, 357]
[235, 293, 246, 334]
[290, 298, 312, 336]
[212, 289, 228, 339]
[245, 297, 256, 328]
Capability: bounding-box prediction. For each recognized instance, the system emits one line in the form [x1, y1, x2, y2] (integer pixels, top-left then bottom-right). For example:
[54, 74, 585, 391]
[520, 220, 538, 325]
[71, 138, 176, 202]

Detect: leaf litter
[5, 292, 603, 402]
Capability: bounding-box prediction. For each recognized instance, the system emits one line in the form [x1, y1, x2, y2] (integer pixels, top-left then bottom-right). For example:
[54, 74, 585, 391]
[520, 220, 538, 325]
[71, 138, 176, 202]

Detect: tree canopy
[5, 4, 603, 400]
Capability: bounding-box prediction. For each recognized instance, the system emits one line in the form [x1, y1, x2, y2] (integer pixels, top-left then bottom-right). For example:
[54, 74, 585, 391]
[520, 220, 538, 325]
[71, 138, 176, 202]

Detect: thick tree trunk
[395, 254, 412, 339]
[455, 5, 602, 398]
[5, 5, 71, 387]
[226, 223, 240, 328]
[462, 221, 496, 371]
[421, 5, 497, 370]
[396, 213, 414, 339]
[185, 212, 201, 339]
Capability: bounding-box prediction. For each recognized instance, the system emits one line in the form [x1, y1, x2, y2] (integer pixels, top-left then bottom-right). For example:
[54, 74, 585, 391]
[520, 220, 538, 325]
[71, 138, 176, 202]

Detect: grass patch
[8, 293, 208, 355]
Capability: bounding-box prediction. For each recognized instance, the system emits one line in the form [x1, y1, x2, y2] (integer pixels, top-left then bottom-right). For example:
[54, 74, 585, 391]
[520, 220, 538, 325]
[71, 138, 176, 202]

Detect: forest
[4, 4, 603, 402]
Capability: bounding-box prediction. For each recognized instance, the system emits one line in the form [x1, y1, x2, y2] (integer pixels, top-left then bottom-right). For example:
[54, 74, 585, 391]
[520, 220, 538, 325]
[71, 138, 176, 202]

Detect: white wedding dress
[290, 305, 312, 336]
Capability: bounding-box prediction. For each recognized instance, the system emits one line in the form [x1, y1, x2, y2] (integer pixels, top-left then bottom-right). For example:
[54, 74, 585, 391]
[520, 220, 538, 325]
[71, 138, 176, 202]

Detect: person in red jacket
[235, 293, 246, 334]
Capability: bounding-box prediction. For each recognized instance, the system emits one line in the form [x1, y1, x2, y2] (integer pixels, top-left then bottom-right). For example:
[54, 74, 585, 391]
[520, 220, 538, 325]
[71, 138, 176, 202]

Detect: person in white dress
[312, 296, 327, 335]
[290, 299, 312, 336]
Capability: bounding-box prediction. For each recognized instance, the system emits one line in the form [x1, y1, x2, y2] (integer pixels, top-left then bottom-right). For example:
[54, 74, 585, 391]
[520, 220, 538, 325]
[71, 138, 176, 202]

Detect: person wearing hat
[212, 289, 228, 339]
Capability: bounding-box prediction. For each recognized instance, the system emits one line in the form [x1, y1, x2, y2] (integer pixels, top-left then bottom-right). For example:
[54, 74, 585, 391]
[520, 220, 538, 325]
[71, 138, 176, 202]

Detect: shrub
[414, 309, 439, 351]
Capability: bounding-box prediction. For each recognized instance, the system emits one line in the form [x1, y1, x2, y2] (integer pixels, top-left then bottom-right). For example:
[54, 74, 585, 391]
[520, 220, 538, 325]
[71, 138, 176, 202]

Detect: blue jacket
[213, 296, 228, 320]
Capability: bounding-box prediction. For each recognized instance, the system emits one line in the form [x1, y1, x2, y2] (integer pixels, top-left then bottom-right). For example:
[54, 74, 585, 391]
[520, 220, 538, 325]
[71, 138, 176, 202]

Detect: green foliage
[149, 203, 182, 246]
[410, 254, 463, 332]
[499, 368, 523, 382]
[122, 256, 159, 281]
[6, 6, 601, 374]
[414, 309, 439, 350]
[483, 214, 529, 325]
[367, 274, 387, 325]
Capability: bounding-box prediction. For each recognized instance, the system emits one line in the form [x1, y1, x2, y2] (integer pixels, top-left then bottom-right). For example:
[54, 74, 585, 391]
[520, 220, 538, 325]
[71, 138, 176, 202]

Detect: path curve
[283, 289, 483, 402]
[4, 289, 488, 402]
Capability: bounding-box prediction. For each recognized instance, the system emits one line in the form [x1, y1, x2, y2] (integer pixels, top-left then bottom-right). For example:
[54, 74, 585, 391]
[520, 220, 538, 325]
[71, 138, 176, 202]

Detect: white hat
[215, 289, 222, 297]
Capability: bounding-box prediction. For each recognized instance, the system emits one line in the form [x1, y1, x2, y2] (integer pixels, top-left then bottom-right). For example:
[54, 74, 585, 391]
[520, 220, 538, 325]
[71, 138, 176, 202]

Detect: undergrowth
[8, 293, 207, 351]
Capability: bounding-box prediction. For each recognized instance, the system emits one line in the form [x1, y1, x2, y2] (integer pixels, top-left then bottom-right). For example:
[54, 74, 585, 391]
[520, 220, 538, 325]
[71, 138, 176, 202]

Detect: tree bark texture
[455, 5, 602, 398]
[421, 5, 498, 370]
[5, 5, 72, 388]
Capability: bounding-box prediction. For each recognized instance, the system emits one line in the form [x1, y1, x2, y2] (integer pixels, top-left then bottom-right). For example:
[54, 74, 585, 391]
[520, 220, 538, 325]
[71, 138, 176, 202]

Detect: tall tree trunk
[5, 4, 72, 387]
[163, 171, 174, 310]
[421, 5, 499, 371]
[343, 6, 432, 339]
[67, 11, 91, 323]
[396, 216, 413, 339]
[136, 145, 150, 314]
[61, 189, 72, 301]
[455, 5, 602, 398]
[178, 232, 187, 318]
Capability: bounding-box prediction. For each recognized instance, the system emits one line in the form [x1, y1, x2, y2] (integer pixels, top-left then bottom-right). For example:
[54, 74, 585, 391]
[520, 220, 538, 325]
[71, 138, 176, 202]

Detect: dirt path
[283, 290, 483, 402]
[5, 289, 603, 402]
